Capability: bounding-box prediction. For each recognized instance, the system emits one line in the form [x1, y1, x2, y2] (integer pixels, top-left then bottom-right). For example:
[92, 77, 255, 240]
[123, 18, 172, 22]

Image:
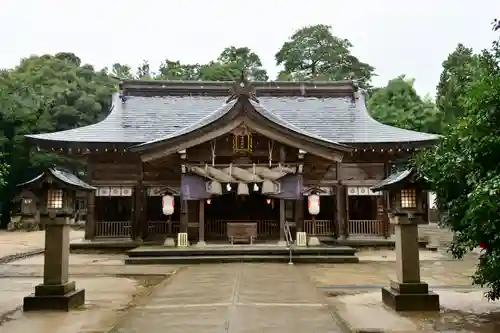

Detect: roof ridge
[120, 80, 357, 98]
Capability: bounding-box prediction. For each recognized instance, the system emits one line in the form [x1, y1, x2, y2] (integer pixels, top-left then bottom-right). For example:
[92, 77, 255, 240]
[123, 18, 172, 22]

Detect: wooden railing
[206, 219, 279, 237]
[348, 220, 384, 236]
[95, 221, 131, 238]
[147, 220, 181, 235]
[304, 220, 334, 236]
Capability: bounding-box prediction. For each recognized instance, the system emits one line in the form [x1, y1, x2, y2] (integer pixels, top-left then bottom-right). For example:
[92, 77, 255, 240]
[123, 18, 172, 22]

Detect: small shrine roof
[371, 168, 415, 192]
[17, 168, 96, 191]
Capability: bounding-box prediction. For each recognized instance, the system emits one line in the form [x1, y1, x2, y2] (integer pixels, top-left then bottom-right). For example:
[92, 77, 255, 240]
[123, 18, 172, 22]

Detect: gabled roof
[18, 168, 95, 191]
[371, 168, 415, 192]
[25, 80, 439, 146]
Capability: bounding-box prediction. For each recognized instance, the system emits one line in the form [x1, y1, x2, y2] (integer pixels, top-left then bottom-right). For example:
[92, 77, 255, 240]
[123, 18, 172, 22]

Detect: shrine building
[25, 78, 438, 245]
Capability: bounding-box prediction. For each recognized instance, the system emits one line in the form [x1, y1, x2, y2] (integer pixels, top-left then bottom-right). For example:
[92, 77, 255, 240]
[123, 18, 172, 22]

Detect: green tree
[110, 63, 135, 79]
[217, 46, 268, 81]
[0, 53, 118, 228]
[136, 60, 153, 80]
[415, 23, 500, 300]
[156, 60, 200, 80]
[368, 75, 442, 133]
[436, 44, 479, 125]
[275, 24, 375, 87]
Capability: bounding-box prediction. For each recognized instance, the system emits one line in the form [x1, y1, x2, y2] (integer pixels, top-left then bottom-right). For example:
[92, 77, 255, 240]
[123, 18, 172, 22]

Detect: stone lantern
[18, 167, 96, 311]
[371, 168, 440, 311]
[10, 190, 40, 231]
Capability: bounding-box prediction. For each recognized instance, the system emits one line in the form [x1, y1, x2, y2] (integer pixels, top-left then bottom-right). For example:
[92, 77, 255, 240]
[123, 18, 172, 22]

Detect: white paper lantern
[308, 194, 320, 215]
[162, 195, 175, 215]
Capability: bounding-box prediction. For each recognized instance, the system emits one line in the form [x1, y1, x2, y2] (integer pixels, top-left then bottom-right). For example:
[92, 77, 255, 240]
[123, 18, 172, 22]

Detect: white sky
[1, 0, 498, 96]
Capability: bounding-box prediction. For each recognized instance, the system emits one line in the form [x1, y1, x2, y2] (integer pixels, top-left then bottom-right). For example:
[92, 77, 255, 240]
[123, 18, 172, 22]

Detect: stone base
[381, 281, 440, 311]
[195, 241, 207, 247]
[308, 236, 321, 246]
[276, 240, 287, 247]
[24, 282, 85, 311]
[163, 237, 175, 247]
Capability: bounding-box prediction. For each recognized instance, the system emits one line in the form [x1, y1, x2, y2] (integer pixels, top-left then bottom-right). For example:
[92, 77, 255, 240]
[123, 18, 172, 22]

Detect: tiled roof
[18, 168, 96, 191]
[26, 83, 439, 145]
[371, 168, 414, 192]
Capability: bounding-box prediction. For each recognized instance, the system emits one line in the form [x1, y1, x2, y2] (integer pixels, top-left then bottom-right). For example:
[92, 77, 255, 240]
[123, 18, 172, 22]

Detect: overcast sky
[1, 0, 499, 96]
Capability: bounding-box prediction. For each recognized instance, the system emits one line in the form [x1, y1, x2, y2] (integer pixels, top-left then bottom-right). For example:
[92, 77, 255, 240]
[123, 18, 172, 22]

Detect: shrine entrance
[204, 192, 280, 241]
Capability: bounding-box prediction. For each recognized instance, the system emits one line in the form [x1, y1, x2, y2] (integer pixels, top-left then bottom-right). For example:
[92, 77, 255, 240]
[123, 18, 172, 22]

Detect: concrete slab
[0, 276, 154, 333]
[113, 264, 344, 333]
[330, 290, 500, 333]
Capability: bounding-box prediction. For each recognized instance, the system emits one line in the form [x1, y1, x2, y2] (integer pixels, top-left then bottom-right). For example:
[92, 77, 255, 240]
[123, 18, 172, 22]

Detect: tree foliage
[0, 53, 118, 228]
[275, 24, 375, 87]
[415, 22, 500, 300]
[436, 44, 479, 125]
[368, 75, 442, 133]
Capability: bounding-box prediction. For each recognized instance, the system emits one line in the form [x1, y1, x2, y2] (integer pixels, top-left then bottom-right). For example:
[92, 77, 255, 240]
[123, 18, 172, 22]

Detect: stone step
[125, 255, 359, 265]
[126, 246, 357, 257]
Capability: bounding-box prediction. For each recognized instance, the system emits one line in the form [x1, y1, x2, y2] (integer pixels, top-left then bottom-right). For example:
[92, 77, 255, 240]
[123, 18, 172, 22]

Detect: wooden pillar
[279, 199, 285, 241]
[179, 149, 188, 234]
[180, 198, 189, 233]
[336, 184, 347, 239]
[198, 200, 205, 244]
[85, 158, 95, 240]
[85, 191, 95, 240]
[383, 162, 391, 238]
[295, 197, 304, 232]
[137, 184, 147, 240]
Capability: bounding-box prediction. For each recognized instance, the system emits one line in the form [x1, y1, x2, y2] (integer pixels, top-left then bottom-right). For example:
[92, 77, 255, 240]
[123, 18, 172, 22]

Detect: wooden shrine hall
[25, 78, 438, 246]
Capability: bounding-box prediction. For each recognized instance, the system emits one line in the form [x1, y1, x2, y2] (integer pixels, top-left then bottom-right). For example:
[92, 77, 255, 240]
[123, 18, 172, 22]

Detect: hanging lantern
[266, 198, 272, 205]
[206, 198, 211, 205]
[253, 183, 259, 191]
[237, 182, 249, 195]
[162, 195, 175, 215]
[308, 194, 320, 215]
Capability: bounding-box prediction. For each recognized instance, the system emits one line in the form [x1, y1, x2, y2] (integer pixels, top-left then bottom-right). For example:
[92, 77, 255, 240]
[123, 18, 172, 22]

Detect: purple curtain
[181, 174, 211, 200]
[269, 174, 303, 200]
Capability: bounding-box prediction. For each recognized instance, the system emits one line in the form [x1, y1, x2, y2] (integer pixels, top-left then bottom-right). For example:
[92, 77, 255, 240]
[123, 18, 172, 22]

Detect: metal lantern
[308, 194, 320, 215]
[162, 195, 175, 216]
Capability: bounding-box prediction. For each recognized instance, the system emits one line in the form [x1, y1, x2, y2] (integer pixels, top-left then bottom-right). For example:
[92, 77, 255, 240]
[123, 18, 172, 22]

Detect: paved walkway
[0, 230, 84, 258]
[114, 263, 343, 333]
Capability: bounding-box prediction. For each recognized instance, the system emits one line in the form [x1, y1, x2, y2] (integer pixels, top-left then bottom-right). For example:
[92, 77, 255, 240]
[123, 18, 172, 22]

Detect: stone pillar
[24, 216, 85, 311]
[278, 199, 286, 246]
[381, 215, 440, 311]
[197, 200, 206, 247]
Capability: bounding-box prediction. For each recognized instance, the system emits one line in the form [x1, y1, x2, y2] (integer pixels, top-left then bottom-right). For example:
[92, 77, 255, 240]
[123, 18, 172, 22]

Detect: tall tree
[275, 24, 375, 87]
[156, 60, 200, 80]
[0, 53, 118, 228]
[110, 63, 134, 79]
[368, 75, 442, 133]
[136, 60, 152, 80]
[415, 21, 500, 300]
[217, 46, 268, 81]
[436, 44, 478, 125]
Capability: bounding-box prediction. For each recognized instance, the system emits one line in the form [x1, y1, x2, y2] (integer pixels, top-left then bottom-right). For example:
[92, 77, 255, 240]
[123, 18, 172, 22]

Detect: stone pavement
[113, 263, 344, 333]
[0, 230, 84, 259]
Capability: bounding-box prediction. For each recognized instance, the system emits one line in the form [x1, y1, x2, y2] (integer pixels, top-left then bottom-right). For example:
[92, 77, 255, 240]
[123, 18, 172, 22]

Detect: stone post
[23, 215, 85, 311]
[381, 213, 439, 311]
